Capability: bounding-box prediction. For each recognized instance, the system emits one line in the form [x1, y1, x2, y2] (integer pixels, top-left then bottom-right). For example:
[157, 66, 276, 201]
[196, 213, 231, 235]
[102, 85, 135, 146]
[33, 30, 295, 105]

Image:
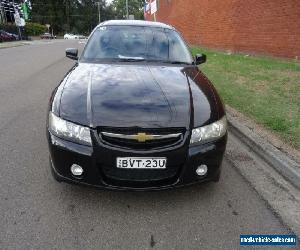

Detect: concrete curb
[0, 41, 28, 49]
[226, 111, 300, 190]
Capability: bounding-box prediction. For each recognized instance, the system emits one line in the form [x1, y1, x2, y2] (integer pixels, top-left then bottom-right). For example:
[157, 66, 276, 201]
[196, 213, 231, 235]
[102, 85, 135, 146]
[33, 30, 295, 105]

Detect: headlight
[190, 116, 227, 145]
[49, 112, 92, 146]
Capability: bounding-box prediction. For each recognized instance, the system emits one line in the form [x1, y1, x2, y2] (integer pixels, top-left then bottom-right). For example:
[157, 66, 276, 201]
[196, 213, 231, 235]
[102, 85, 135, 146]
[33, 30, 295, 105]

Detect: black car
[47, 20, 227, 191]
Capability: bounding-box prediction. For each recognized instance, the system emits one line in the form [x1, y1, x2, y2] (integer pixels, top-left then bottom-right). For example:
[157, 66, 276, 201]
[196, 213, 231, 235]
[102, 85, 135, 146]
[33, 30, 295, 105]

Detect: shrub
[24, 22, 47, 36]
[0, 22, 46, 36]
[0, 23, 18, 34]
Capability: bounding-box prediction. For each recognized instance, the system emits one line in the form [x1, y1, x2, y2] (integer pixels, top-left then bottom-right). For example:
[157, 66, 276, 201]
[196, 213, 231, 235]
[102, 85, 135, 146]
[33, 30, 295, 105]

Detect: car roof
[98, 20, 175, 30]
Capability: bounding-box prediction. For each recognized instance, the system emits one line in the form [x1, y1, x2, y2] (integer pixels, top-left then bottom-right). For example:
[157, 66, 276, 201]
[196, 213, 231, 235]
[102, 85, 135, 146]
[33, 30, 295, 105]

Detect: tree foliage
[29, 0, 144, 35]
[24, 22, 47, 36]
[111, 0, 144, 20]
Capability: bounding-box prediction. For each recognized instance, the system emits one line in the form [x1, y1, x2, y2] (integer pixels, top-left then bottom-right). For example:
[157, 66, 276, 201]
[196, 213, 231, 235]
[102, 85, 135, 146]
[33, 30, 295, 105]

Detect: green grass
[191, 47, 300, 149]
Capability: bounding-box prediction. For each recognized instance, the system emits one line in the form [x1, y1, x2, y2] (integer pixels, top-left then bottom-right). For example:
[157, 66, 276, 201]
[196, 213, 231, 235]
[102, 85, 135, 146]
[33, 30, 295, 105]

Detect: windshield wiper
[162, 60, 192, 65]
[145, 59, 192, 65]
[117, 55, 145, 62]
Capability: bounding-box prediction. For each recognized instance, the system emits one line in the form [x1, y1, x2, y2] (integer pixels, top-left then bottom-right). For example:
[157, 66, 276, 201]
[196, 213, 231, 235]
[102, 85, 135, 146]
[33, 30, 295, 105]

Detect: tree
[111, 0, 144, 20]
[29, 0, 144, 35]
[30, 0, 113, 35]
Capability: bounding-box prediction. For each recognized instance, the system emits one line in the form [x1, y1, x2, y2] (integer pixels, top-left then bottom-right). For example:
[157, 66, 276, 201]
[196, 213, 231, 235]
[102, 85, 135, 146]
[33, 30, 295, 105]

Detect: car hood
[58, 63, 220, 129]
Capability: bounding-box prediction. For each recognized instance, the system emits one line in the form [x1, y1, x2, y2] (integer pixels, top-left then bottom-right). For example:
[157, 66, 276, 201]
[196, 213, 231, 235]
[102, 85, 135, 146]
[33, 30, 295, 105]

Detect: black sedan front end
[47, 20, 227, 191]
[48, 127, 226, 191]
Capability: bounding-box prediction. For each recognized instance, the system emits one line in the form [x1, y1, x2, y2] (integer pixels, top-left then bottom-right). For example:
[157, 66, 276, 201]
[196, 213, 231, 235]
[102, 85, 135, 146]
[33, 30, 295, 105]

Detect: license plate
[116, 157, 167, 169]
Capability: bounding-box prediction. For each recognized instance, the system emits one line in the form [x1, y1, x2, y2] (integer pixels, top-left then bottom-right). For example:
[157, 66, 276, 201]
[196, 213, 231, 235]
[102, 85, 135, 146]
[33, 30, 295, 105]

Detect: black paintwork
[47, 21, 227, 190]
[49, 133, 226, 191]
[66, 48, 78, 60]
[195, 54, 207, 65]
[52, 63, 223, 129]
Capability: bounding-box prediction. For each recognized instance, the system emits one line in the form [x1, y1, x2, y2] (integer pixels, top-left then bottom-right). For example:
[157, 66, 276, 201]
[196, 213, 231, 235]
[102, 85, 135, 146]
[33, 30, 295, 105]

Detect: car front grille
[98, 127, 185, 150]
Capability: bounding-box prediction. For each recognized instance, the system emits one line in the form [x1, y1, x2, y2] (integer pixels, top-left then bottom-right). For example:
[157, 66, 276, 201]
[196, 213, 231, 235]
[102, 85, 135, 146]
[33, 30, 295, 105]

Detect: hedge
[0, 23, 18, 34]
[0, 22, 46, 36]
[24, 22, 47, 36]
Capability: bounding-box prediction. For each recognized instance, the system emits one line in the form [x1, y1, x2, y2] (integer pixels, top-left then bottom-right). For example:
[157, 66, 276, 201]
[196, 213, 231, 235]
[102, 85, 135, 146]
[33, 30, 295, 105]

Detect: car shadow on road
[51, 177, 221, 214]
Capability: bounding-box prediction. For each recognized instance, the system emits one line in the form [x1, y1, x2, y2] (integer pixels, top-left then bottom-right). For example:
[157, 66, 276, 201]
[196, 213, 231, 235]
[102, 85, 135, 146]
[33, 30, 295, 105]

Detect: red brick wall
[146, 0, 300, 58]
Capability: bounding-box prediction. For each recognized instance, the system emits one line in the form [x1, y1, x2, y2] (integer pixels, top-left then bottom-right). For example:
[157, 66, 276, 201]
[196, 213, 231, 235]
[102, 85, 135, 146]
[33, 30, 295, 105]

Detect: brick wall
[146, 0, 300, 58]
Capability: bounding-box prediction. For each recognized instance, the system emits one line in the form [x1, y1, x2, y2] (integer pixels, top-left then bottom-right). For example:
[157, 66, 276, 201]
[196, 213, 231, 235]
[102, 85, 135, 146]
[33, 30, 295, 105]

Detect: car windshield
[81, 25, 193, 64]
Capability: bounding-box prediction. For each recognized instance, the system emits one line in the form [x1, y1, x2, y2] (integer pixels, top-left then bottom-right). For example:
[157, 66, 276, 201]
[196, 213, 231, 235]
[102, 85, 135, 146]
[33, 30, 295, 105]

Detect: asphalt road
[0, 40, 293, 250]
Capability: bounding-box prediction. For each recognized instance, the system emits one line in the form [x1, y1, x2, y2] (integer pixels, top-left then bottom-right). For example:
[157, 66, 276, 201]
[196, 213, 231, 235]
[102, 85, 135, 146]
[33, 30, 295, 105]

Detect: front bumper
[47, 132, 227, 191]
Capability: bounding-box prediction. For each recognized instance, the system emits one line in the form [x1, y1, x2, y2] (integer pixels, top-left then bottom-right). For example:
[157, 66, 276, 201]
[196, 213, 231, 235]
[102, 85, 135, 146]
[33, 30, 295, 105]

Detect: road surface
[0, 40, 293, 250]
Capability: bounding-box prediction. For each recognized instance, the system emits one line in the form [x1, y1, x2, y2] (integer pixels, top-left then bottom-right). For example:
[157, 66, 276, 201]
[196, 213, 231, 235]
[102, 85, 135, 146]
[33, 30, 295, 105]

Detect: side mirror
[195, 54, 206, 65]
[66, 48, 78, 60]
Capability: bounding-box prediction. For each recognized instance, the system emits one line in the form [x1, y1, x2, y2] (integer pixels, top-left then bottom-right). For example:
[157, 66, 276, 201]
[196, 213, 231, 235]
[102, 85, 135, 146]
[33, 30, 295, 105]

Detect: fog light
[71, 164, 83, 176]
[196, 165, 208, 176]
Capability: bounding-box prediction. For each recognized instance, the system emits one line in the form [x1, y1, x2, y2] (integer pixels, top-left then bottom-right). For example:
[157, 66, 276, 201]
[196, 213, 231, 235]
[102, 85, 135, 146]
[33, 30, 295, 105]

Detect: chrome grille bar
[101, 132, 182, 141]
